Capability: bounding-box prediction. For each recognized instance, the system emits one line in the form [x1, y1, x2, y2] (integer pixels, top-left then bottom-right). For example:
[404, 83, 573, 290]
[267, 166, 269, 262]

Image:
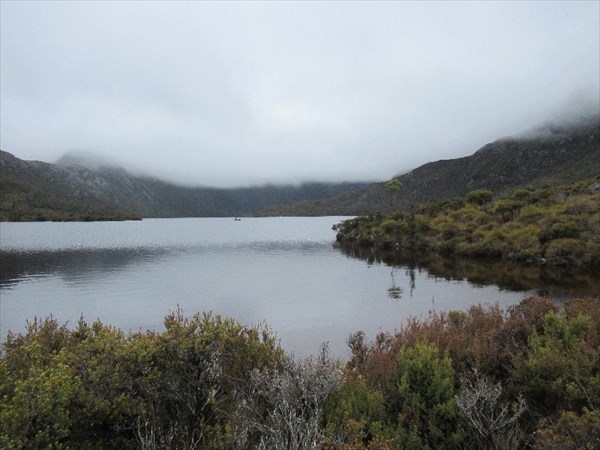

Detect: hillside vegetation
[1, 296, 598, 448]
[334, 179, 600, 271]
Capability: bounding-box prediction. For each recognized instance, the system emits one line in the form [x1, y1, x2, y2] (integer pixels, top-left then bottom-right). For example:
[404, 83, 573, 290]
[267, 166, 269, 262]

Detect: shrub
[324, 374, 387, 448]
[395, 343, 461, 449]
[503, 225, 542, 261]
[495, 199, 522, 221]
[380, 219, 400, 234]
[533, 408, 600, 450]
[512, 188, 533, 202]
[0, 312, 285, 449]
[0, 359, 81, 449]
[233, 345, 342, 450]
[3, 296, 599, 449]
[456, 371, 526, 450]
[334, 179, 598, 269]
[512, 309, 598, 420]
[544, 238, 584, 266]
[519, 205, 546, 224]
[466, 189, 493, 206]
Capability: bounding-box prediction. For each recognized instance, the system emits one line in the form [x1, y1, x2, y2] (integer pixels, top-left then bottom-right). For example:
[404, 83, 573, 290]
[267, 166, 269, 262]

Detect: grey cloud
[1, 1, 598, 187]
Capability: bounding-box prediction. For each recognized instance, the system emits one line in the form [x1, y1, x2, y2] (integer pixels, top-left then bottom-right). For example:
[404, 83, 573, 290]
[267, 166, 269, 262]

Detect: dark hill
[0, 150, 368, 221]
[0, 151, 140, 221]
[259, 117, 600, 216]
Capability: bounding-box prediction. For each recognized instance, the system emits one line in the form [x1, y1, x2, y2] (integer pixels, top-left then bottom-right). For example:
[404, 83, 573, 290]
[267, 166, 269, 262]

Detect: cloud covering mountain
[1, 2, 598, 187]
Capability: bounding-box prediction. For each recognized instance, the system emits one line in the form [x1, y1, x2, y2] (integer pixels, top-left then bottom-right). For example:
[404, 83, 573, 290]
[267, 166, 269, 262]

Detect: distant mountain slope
[259, 117, 600, 216]
[0, 151, 140, 221]
[0, 150, 368, 220]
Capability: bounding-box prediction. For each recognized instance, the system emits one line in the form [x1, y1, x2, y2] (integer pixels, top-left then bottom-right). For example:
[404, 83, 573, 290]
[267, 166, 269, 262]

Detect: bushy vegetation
[0, 185, 140, 222]
[1, 311, 285, 449]
[2, 296, 598, 449]
[333, 179, 600, 270]
[334, 296, 599, 449]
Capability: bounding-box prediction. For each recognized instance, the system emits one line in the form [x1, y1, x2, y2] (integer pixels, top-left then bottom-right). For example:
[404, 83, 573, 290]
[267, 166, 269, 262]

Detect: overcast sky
[1, 1, 598, 187]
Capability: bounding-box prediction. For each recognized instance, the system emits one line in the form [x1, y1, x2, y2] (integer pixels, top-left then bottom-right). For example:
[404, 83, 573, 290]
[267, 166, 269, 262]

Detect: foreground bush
[337, 296, 599, 449]
[1, 296, 598, 449]
[1, 311, 285, 449]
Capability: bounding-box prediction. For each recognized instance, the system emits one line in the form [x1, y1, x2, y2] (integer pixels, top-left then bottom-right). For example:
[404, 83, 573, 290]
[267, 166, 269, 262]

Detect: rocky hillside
[0, 151, 140, 221]
[259, 117, 600, 216]
[0, 150, 367, 221]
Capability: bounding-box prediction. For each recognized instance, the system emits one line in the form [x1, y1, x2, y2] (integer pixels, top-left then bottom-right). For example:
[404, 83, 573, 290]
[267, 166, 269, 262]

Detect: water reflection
[0, 248, 168, 288]
[336, 243, 600, 300]
[387, 269, 403, 299]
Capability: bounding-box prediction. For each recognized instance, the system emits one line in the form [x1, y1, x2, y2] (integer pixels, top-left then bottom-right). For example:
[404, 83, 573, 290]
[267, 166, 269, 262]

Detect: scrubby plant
[466, 189, 493, 206]
[335, 296, 599, 449]
[1, 312, 285, 449]
[533, 408, 600, 450]
[334, 179, 600, 270]
[456, 370, 526, 450]
[233, 345, 343, 450]
[395, 343, 461, 449]
[2, 296, 598, 449]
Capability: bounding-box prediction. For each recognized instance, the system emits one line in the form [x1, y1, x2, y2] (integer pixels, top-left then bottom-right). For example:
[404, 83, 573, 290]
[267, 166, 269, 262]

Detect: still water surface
[1, 218, 596, 358]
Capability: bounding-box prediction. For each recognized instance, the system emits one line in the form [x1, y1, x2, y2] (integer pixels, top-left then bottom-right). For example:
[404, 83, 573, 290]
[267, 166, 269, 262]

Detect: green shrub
[466, 189, 493, 206]
[503, 225, 542, 261]
[324, 374, 387, 447]
[512, 309, 598, 418]
[544, 238, 584, 266]
[395, 343, 461, 449]
[2, 296, 599, 449]
[512, 188, 533, 202]
[0, 313, 284, 449]
[519, 204, 547, 224]
[533, 408, 600, 450]
[380, 219, 399, 234]
[550, 220, 582, 239]
[495, 198, 522, 220]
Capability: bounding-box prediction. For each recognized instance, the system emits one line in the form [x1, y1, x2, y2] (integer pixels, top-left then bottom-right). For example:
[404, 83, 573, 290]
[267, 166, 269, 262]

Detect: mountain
[0, 150, 368, 221]
[3, 117, 598, 221]
[0, 151, 141, 221]
[258, 117, 600, 216]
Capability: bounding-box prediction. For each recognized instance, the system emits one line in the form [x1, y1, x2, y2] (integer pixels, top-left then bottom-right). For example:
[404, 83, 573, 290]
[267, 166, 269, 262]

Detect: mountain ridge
[0, 150, 369, 220]
[258, 117, 600, 216]
[2, 117, 598, 220]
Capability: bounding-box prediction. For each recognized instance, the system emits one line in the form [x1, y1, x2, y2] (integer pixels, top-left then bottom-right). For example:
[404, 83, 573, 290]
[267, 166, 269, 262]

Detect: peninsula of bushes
[333, 179, 600, 271]
[1, 296, 599, 448]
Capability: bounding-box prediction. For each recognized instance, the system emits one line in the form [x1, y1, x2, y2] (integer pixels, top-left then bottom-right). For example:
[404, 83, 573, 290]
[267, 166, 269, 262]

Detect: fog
[1, 1, 598, 187]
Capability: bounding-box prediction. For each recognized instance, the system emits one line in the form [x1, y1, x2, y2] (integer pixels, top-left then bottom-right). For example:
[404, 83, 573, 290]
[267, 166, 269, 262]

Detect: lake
[1, 217, 598, 358]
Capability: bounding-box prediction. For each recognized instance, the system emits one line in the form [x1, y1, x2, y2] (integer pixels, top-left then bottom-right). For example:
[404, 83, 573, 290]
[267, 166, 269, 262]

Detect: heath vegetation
[333, 179, 600, 271]
[1, 296, 598, 449]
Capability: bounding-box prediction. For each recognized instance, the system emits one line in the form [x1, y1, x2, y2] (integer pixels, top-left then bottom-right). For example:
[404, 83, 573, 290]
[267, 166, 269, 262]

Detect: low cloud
[1, 2, 598, 187]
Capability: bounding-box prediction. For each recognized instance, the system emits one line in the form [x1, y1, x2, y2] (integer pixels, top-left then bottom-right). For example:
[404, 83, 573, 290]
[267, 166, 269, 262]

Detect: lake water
[1, 217, 597, 358]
